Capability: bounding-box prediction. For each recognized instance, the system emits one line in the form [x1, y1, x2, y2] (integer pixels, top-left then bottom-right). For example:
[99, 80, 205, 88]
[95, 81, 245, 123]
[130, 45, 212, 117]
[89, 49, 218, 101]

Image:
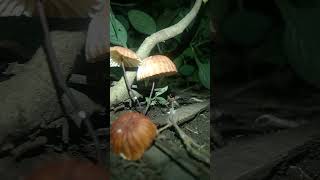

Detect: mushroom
[110, 46, 142, 67]
[136, 55, 177, 115]
[110, 46, 142, 107]
[110, 112, 157, 160]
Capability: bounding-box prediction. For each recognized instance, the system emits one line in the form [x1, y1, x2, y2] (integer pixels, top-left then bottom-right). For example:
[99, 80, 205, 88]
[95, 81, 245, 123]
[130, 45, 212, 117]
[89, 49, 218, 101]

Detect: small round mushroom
[110, 112, 157, 160]
[110, 46, 142, 107]
[136, 55, 177, 114]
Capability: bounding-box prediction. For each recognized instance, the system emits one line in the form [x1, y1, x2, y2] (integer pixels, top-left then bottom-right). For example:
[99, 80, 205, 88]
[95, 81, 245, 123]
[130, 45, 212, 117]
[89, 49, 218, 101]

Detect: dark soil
[110, 85, 210, 180]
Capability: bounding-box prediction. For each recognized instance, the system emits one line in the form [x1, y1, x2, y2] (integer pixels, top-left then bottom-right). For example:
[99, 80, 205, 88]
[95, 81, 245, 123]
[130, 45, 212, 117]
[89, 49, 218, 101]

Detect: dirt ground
[110, 83, 210, 180]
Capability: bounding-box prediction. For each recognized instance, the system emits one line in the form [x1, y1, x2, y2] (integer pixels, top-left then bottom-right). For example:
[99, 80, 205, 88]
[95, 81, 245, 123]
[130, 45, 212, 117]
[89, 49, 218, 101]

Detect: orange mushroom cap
[110, 46, 142, 67]
[136, 55, 177, 81]
[110, 112, 157, 160]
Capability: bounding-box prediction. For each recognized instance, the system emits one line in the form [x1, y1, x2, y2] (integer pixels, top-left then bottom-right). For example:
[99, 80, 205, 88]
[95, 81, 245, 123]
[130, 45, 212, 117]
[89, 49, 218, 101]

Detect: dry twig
[167, 101, 210, 165]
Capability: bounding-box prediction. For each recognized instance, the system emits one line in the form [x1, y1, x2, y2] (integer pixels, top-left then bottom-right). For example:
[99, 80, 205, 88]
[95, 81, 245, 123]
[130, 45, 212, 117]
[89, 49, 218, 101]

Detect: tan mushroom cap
[136, 55, 177, 81]
[110, 46, 142, 67]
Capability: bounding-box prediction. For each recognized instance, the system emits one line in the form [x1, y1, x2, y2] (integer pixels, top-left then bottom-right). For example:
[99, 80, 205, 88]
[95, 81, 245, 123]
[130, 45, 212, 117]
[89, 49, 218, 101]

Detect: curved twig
[136, 0, 203, 59]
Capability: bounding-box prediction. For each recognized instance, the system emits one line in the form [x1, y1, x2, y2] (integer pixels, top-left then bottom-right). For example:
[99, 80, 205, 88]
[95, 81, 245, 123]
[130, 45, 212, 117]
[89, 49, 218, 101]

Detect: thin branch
[136, 0, 203, 59]
[168, 101, 210, 165]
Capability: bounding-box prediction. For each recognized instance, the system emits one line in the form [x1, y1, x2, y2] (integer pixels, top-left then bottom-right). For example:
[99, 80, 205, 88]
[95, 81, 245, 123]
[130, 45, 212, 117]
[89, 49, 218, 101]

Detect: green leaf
[128, 10, 157, 35]
[110, 11, 127, 46]
[179, 64, 195, 76]
[155, 97, 168, 106]
[115, 15, 130, 30]
[154, 86, 168, 97]
[182, 47, 195, 59]
[157, 8, 179, 30]
[174, 47, 195, 69]
[174, 56, 184, 69]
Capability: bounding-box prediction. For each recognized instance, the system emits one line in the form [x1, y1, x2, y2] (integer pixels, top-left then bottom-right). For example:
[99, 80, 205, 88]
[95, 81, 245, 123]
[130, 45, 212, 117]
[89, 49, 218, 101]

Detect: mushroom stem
[121, 61, 134, 107]
[144, 81, 155, 115]
[121, 62, 141, 108]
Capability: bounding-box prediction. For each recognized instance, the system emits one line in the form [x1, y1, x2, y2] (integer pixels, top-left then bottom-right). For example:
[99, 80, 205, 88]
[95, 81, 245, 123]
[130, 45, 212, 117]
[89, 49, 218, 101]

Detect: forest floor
[110, 84, 210, 180]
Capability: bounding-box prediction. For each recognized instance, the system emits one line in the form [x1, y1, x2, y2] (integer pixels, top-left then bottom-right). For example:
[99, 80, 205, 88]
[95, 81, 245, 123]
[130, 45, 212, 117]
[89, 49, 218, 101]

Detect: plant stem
[144, 81, 155, 115]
